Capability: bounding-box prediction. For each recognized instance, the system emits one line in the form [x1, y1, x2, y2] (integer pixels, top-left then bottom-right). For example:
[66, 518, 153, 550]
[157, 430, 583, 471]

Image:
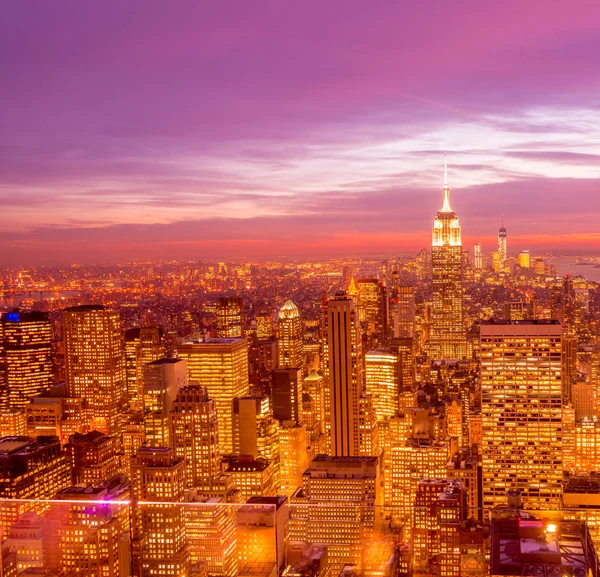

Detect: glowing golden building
[184, 492, 237, 576]
[277, 300, 304, 370]
[177, 337, 249, 454]
[481, 320, 562, 509]
[63, 305, 126, 435]
[216, 296, 245, 338]
[124, 326, 165, 410]
[1, 311, 53, 410]
[278, 423, 308, 497]
[431, 163, 466, 360]
[131, 446, 189, 577]
[171, 385, 221, 491]
[355, 279, 387, 340]
[0, 408, 26, 438]
[66, 430, 122, 485]
[289, 455, 380, 575]
[392, 285, 415, 339]
[52, 477, 131, 577]
[365, 349, 398, 421]
[497, 217, 507, 271]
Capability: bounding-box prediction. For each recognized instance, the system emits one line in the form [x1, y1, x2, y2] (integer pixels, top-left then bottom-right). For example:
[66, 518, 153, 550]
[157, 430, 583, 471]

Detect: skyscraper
[142, 358, 187, 447]
[177, 337, 249, 454]
[365, 349, 398, 421]
[271, 367, 303, 425]
[277, 300, 303, 369]
[63, 305, 126, 435]
[0, 310, 53, 410]
[327, 292, 363, 456]
[170, 384, 221, 491]
[473, 242, 483, 270]
[481, 320, 563, 509]
[431, 161, 466, 360]
[124, 326, 165, 410]
[392, 285, 415, 339]
[216, 296, 245, 338]
[498, 217, 507, 271]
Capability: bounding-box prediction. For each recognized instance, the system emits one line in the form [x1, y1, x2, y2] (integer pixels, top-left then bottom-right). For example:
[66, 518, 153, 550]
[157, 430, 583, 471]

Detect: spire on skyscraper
[439, 156, 453, 214]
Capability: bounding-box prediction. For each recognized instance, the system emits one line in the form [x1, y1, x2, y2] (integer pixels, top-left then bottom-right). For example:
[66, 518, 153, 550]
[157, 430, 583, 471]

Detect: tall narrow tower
[277, 300, 303, 370]
[498, 217, 507, 271]
[431, 160, 466, 360]
[327, 292, 363, 456]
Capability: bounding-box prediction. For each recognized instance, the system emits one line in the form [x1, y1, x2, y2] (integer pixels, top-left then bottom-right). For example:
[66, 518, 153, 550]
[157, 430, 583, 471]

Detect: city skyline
[1, 1, 600, 264]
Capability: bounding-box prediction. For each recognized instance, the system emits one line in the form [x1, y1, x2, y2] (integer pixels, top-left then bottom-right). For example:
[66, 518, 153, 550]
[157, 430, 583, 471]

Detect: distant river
[1, 290, 82, 309]
[554, 257, 600, 283]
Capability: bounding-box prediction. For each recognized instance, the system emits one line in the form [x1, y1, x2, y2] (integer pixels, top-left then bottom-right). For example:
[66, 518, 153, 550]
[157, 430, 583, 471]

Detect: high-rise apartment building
[131, 447, 189, 577]
[171, 385, 221, 491]
[431, 164, 466, 360]
[277, 300, 303, 369]
[1, 311, 53, 410]
[481, 320, 562, 509]
[177, 337, 249, 454]
[216, 296, 245, 338]
[289, 455, 381, 575]
[124, 326, 165, 410]
[355, 279, 387, 342]
[327, 292, 363, 456]
[63, 305, 126, 435]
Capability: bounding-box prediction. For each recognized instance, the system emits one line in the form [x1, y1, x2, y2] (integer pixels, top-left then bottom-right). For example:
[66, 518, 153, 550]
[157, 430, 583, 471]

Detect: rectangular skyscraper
[481, 320, 562, 509]
[1, 310, 53, 410]
[327, 292, 363, 456]
[177, 337, 249, 454]
[63, 305, 126, 435]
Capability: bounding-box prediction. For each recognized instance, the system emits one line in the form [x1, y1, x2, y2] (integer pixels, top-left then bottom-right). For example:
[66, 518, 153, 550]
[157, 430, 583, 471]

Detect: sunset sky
[1, 1, 600, 264]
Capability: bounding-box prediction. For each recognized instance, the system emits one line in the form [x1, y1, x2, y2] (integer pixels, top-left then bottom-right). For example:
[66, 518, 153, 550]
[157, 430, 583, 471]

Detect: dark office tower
[431, 161, 466, 360]
[63, 305, 126, 436]
[327, 292, 363, 456]
[391, 337, 415, 392]
[272, 368, 303, 425]
[65, 430, 121, 485]
[216, 296, 245, 338]
[498, 216, 507, 271]
[392, 286, 415, 338]
[124, 326, 165, 410]
[0, 310, 53, 410]
[552, 276, 578, 403]
[170, 384, 221, 491]
[277, 300, 304, 369]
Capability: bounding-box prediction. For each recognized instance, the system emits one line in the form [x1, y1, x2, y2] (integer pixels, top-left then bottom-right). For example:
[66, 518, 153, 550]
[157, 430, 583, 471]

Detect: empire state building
[431, 162, 466, 360]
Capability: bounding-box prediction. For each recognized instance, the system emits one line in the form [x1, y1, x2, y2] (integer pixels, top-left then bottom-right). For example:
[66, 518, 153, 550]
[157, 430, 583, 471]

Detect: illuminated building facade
[124, 326, 165, 410]
[131, 446, 189, 577]
[52, 477, 131, 577]
[355, 278, 387, 342]
[171, 385, 221, 491]
[225, 456, 277, 501]
[63, 305, 126, 435]
[0, 311, 53, 410]
[277, 300, 304, 369]
[0, 408, 26, 438]
[142, 358, 187, 448]
[278, 423, 308, 497]
[184, 492, 237, 576]
[216, 296, 245, 338]
[178, 337, 249, 454]
[365, 349, 398, 421]
[481, 320, 562, 509]
[326, 292, 363, 456]
[431, 164, 466, 360]
[289, 455, 380, 575]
